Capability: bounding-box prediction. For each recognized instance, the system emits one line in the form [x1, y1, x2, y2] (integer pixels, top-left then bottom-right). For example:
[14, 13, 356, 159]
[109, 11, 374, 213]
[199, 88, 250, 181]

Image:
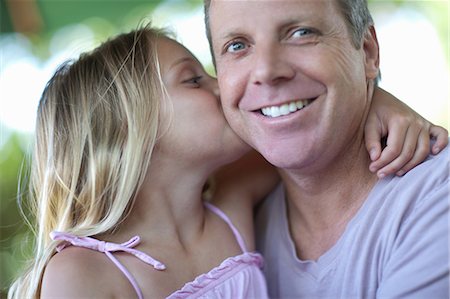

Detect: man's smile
[259, 98, 315, 118]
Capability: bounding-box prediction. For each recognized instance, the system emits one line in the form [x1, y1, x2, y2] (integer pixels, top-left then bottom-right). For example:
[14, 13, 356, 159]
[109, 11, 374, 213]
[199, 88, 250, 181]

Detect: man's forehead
[208, 1, 340, 34]
[208, 0, 339, 19]
[208, 0, 339, 9]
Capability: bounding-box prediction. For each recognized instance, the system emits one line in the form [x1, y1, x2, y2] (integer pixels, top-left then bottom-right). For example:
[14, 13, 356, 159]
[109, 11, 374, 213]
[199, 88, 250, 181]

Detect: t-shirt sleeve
[377, 180, 449, 298]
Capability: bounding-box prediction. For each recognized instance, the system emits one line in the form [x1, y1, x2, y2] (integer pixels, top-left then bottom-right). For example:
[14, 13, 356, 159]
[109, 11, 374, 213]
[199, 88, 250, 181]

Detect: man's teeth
[261, 99, 311, 118]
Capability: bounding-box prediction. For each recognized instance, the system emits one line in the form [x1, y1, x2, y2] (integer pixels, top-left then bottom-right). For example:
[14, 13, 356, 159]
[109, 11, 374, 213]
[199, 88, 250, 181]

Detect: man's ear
[363, 26, 380, 80]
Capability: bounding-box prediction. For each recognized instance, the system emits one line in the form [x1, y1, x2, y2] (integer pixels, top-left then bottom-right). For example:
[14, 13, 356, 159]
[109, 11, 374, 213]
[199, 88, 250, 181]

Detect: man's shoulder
[370, 144, 449, 225]
[374, 144, 449, 298]
[417, 141, 449, 174]
[395, 143, 449, 190]
[381, 143, 448, 190]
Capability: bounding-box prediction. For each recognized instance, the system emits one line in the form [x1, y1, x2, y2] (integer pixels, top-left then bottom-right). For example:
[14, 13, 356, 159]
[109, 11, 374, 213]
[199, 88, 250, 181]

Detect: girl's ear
[363, 26, 380, 80]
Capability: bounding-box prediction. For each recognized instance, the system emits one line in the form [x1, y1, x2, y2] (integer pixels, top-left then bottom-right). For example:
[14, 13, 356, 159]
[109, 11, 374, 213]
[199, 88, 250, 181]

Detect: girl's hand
[365, 87, 448, 178]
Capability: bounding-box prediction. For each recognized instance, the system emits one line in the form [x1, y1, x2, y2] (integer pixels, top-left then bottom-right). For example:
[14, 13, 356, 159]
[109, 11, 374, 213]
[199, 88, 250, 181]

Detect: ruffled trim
[167, 252, 264, 298]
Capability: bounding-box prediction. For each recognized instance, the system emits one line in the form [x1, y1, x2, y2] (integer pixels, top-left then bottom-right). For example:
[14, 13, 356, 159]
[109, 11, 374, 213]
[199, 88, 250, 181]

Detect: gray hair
[336, 0, 374, 48]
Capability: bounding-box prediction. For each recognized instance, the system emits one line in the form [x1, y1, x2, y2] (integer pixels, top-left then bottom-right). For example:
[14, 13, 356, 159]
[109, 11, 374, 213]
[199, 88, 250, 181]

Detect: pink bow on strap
[50, 231, 166, 270]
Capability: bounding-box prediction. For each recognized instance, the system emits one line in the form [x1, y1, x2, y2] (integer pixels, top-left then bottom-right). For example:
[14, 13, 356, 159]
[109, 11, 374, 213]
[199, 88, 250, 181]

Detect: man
[205, 0, 449, 298]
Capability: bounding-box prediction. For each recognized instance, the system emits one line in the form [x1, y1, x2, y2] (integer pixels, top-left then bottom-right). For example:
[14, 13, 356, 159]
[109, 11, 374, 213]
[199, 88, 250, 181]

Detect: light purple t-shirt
[255, 146, 449, 299]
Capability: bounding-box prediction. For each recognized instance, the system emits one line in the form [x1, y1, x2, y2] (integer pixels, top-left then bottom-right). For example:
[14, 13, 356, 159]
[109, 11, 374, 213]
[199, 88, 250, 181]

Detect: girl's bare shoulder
[40, 246, 135, 298]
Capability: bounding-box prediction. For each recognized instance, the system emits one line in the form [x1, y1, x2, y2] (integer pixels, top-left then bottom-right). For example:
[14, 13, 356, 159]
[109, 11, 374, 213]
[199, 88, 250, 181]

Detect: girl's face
[155, 37, 249, 166]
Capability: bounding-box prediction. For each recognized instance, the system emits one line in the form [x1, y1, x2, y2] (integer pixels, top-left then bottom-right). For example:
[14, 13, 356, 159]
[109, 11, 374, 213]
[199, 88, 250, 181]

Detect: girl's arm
[365, 87, 448, 178]
[210, 150, 280, 208]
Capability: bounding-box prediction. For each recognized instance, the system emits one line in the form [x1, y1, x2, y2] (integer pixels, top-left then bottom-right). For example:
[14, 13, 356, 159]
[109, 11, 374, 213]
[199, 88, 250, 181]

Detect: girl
[8, 24, 447, 298]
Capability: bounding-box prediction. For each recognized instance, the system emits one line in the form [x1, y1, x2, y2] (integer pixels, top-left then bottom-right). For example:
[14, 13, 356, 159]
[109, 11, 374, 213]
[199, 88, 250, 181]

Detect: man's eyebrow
[215, 18, 306, 42]
[219, 33, 234, 41]
[281, 18, 305, 29]
[215, 27, 246, 41]
[275, 16, 313, 35]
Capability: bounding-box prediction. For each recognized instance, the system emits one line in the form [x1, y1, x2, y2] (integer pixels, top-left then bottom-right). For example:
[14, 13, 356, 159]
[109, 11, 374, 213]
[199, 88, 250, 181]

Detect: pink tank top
[50, 202, 268, 298]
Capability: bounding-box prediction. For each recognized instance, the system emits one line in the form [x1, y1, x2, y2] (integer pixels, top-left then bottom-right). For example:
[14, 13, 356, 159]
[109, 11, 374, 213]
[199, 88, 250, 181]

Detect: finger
[394, 128, 430, 176]
[369, 119, 408, 173]
[364, 113, 383, 162]
[430, 125, 449, 155]
[375, 125, 420, 177]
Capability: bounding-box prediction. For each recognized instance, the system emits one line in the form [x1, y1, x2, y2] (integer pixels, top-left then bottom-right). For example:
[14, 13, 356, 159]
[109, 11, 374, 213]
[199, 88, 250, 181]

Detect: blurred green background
[0, 0, 448, 297]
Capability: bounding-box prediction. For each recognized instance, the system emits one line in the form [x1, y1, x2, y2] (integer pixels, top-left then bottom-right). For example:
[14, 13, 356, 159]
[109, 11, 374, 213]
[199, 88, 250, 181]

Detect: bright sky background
[0, 3, 448, 147]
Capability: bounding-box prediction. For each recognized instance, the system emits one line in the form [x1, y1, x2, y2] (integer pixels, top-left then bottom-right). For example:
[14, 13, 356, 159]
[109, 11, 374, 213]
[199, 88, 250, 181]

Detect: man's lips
[257, 98, 316, 118]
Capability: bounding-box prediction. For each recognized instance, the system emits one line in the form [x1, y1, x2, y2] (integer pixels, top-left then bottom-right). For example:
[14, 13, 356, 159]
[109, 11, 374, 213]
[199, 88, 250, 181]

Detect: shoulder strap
[50, 231, 166, 299]
[203, 202, 248, 253]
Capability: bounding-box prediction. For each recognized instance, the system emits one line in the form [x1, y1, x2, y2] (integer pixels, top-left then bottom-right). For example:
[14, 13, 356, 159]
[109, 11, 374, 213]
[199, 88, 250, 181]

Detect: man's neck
[279, 144, 378, 260]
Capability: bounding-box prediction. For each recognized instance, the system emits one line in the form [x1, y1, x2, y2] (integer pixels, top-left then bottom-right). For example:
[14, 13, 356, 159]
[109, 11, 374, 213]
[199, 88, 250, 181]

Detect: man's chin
[258, 149, 302, 170]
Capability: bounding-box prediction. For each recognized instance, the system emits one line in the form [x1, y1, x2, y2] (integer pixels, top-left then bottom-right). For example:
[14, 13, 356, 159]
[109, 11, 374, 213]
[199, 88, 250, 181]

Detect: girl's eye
[183, 76, 202, 86]
[226, 41, 246, 53]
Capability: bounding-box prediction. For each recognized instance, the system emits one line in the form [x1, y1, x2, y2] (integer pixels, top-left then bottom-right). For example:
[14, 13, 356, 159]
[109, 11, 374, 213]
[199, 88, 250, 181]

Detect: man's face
[209, 0, 379, 170]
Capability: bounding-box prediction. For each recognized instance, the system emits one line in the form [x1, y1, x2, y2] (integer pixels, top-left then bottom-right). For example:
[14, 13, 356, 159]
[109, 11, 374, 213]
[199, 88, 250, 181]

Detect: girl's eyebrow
[169, 57, 196, 71]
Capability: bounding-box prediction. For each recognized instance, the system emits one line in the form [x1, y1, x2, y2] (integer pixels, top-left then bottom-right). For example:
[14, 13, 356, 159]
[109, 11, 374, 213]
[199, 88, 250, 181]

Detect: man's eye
[226, 41, 246, 53]
[291, 28, 314, 38]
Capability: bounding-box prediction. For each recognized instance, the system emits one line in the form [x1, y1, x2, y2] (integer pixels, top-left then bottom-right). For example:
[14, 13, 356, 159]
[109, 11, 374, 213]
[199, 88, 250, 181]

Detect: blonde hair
[9, 25, 169, 298]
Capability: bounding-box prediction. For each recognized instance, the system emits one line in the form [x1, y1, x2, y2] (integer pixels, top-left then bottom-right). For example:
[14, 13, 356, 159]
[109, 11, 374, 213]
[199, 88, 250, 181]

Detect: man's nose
[251, 43, 295, 86]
